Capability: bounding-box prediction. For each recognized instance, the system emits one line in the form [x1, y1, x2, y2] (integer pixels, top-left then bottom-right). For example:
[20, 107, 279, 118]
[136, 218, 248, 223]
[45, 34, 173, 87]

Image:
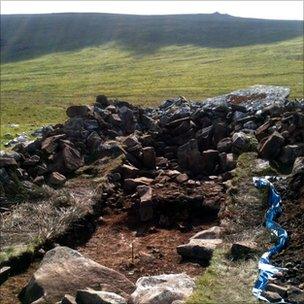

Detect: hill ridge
[1, 12, 303, 62]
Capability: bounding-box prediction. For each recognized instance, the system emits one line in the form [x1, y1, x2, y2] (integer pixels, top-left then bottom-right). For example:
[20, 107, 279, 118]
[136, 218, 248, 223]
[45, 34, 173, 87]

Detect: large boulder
[20, 247, 134, 304]
[230, 241, 258, 260]
[131, 273, 195, 304]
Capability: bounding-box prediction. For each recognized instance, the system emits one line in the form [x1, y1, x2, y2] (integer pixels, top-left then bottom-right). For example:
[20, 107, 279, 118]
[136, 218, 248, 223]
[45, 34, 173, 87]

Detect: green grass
[188, 153, 273, 304]
[187, 249, 258, 304]
[1, 37, 303, 147]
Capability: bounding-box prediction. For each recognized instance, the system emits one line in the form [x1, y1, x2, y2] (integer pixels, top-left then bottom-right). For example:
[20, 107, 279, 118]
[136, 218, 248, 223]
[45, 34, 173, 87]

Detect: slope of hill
[1, 37, 303, 145]
[1, 12, 303, 62]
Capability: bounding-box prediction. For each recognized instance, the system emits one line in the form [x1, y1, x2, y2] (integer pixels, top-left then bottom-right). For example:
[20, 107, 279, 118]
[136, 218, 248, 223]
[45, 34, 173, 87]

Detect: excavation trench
[1, 176, 223, 303]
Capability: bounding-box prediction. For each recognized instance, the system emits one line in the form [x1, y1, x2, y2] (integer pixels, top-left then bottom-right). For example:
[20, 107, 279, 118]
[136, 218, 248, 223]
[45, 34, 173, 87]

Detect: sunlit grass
[1, 37, 303, 146]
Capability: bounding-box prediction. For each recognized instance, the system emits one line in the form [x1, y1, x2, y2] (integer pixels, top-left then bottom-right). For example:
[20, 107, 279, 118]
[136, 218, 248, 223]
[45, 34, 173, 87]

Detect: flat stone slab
[190, 226, 224, 240]
[201, 85, 290, 112]
[177, 239, 223, 263]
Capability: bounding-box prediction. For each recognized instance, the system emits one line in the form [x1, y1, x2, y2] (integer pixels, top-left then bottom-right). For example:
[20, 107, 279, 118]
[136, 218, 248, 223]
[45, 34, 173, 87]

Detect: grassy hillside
[1, 13, 303, 62]
[1, 37, 303, 144]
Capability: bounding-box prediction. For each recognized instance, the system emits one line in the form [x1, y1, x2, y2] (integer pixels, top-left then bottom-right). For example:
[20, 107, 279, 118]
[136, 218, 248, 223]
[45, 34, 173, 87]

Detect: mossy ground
[187, 248, 258, 304]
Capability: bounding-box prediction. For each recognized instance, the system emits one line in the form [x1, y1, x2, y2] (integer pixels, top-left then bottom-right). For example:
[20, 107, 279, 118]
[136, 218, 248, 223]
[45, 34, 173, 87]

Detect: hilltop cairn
[0, 85, 303, 204]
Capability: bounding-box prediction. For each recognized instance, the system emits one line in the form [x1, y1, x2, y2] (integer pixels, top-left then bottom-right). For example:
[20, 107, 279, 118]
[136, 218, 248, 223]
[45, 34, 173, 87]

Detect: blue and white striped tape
[252, 177, 288, 303]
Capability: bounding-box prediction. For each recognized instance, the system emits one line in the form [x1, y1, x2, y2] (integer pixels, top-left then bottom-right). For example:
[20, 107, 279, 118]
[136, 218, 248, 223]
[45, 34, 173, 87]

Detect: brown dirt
[0, 165, 224, 303]
[0, 263, 39, 304]
[76, 211, 215, 282]
[274, 194, 304, 286]
[0, 210, 216, 303]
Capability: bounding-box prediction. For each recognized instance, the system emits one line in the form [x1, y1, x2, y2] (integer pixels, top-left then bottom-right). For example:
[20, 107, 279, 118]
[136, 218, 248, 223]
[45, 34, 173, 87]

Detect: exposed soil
[274, 195, 304, 286]
[76, 211, 216, 282]
[0, 263, 39, 304]
[0, 210, 217, 303]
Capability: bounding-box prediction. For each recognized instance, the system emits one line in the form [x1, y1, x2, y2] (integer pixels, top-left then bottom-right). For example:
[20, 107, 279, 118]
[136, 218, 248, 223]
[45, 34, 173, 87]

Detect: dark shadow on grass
[1, 12, 303, 63]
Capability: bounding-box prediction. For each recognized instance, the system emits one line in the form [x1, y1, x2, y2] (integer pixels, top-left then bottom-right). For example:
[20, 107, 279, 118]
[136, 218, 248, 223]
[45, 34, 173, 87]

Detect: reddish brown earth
[76, 212, 215, 281]
[0, 211, 216, 303]
[275, 195, 304, 286]
[0, 263, 39, 304]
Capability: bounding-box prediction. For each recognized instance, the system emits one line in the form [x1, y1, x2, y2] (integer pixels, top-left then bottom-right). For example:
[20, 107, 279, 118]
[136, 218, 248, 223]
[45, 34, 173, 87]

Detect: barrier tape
[252, 177, 288, 303]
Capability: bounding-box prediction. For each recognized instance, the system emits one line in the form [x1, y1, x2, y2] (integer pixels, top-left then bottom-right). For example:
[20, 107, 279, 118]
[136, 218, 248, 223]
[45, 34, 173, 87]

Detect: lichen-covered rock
[75, 289, 127, 304]
[131, 273, 195, 304]
[20, 247, 134, 304]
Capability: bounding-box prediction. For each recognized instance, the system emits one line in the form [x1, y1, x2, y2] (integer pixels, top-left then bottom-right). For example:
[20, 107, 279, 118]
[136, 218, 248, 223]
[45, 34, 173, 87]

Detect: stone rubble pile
[1, 85, 303, 202]
[2, 85, 304, 304]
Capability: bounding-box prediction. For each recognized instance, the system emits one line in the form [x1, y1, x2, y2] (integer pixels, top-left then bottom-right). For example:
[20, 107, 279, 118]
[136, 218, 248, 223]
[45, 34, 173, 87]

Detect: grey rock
[0, 157, 18, 167]
[142, 147, 156, 170]
[118, 106, 136, 134]
[190, 226, 224, 240]
[137, 185, 154, 222]
[0, 266, 11, 284]
[177, 139, 202, 175]
[61, 294, 77, 304]
[230, 241, 258, 260]
[201, 149, 220, 175]
[124, 177, 153, 191]
[292, 157, 304, 175]
[243, 120, 258, 130]
[217, 137, 232, 153]
[23, 155, 40, 166]
[259, 131, 285, 159]
[176, 173, 189, 184]
[33, 176, 45, 186]
[279, 144, 304, 165]
[83, 119, 99, 131]
[232, 132, 257, 153]
[66, 105, 92, 118]
[266, 283, 287, 298]
[202, 85, 290, 112]
[261, 291, 282, 302]
[48, 172, 66, 187]
[131, 273, 195, 304]
[177, 239, 222, 263]
[20, 246, 134, 304]
[76, 289, 127, 304]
